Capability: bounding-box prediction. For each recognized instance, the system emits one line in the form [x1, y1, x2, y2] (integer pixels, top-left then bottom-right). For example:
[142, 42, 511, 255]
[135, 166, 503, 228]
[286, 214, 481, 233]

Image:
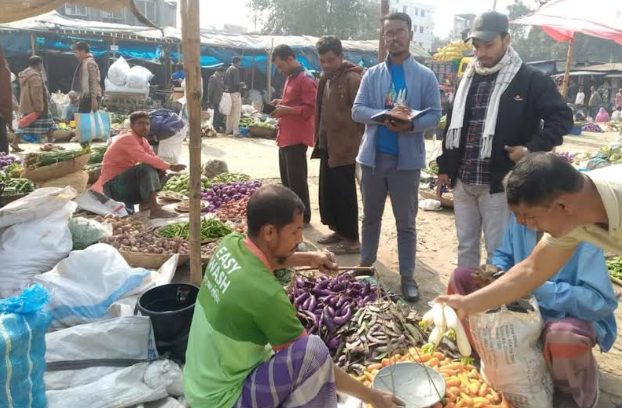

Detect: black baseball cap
[465, 11, 509, 43]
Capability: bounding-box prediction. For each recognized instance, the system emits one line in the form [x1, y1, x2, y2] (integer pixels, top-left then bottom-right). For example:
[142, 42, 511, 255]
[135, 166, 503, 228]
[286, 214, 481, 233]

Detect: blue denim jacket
[353, 57, 441, 170]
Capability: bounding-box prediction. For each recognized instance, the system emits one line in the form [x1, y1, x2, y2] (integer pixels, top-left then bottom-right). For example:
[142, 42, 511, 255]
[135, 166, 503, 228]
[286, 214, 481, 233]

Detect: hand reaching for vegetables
[310, 251, 338, 275]
[434, 295, 468, 320]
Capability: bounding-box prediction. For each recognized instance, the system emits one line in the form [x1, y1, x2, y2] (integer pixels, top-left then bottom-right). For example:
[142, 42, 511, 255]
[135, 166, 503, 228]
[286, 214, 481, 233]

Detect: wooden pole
[267, 39, 274, 101]
[181, 0, 203, 287]
[561, 35, 575, 98]
[30, 33, 36, 56]
[379, 0, 390, 62]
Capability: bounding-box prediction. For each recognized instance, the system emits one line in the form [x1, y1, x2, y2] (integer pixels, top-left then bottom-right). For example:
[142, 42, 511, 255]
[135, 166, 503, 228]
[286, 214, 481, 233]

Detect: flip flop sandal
[317, 233, 343, 245]
[328, 242, 361, 255]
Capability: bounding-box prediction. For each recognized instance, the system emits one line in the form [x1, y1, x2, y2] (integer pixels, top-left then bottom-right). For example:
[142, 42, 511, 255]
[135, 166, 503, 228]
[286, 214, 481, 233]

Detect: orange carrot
[489, 390, 501, 404]
[440, 368, 459, 376]
[469, 382, 480, 395]
[367, 363, 382, 371]
[415, 353, 432, 363]
[434, 351, 446, 360]
[381, 358, 391, 367]
[427, 357, 440, 367]
[446, 378, 461, 387]
[472, 397, 490, 408]
[478, 383, 489, 397]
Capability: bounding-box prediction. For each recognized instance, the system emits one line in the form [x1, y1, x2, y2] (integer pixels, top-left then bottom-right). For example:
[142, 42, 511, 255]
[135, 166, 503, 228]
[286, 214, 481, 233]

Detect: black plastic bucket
[157, 332, 190, 363]
[136, 283, 199, 343]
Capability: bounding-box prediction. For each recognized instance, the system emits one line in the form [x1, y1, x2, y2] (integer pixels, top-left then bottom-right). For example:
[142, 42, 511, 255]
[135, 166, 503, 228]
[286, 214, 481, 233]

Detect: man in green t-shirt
[184, 184, 402, 408]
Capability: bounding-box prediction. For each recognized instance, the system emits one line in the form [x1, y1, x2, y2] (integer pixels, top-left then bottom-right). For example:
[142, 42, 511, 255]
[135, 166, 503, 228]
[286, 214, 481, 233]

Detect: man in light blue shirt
[352, 12, 441, 302]
[449, 214, 617, 408]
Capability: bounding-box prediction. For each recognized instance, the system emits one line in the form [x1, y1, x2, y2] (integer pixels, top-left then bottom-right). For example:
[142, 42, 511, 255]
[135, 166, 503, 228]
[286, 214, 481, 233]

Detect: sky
[176, 0, 537, 37]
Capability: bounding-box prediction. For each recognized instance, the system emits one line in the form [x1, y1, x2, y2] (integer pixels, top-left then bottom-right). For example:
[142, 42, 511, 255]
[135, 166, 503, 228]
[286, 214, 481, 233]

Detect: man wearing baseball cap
[436, 11, 572, 268]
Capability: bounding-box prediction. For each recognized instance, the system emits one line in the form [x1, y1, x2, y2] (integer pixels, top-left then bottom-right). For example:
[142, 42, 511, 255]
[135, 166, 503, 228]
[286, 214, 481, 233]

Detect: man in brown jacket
[71, 41, 102, 113]
[312, 36, 364, 254]
[17, 56, 56, 143]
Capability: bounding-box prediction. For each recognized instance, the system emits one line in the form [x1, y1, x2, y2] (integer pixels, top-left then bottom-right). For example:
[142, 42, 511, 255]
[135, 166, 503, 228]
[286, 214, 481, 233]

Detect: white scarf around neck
[445, 46, 523, 158]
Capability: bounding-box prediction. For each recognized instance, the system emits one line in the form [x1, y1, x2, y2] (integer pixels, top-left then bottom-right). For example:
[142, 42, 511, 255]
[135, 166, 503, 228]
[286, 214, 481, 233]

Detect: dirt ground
[18, 129, 621, 407]
[191, 131, 622, 408]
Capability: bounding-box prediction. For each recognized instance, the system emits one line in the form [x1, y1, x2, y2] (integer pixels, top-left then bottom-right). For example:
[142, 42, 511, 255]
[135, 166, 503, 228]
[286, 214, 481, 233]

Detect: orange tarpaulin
[0, 1, 131, 24]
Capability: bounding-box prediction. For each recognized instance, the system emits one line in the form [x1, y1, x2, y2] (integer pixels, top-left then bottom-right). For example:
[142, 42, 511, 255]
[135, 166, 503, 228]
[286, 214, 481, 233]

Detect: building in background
[452, 13, 476, 41]
[391, 0, 435, 52]
[59, 0, 177, 28]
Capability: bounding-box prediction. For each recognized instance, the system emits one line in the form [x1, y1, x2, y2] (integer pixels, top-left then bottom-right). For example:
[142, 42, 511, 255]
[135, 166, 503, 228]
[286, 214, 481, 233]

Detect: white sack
[107, 57, 131, 86]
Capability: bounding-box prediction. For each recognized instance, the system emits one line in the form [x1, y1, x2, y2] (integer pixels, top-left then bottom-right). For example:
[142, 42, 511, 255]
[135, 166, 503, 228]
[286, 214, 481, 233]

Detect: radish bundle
[421, 302, 473, 365]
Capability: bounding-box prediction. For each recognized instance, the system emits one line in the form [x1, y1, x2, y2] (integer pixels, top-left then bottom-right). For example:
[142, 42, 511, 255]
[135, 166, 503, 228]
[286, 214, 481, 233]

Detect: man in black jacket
[436, 11, 572, 268]
[208, 67, 225, 132]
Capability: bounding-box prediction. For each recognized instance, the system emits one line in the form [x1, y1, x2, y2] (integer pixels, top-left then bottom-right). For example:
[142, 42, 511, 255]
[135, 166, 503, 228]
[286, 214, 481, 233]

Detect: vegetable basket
[419, 188, 454, 208]
[119, 250, 189, 270]
[23, 153, 91, 183]
[249, 126, 277, 138]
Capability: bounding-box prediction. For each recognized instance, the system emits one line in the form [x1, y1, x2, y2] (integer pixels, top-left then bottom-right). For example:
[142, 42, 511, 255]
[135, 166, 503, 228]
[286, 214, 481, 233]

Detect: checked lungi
[233, 335, 337, 408]
[103, 163, 167, 205]
[16, 114, 57, 142]
[448, 266, 599, 408]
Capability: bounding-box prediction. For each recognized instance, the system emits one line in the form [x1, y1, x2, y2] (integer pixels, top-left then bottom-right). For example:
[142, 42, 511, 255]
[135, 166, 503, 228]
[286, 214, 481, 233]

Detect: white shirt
[612, 110, 621, 122]
[575, 92, 585, 105]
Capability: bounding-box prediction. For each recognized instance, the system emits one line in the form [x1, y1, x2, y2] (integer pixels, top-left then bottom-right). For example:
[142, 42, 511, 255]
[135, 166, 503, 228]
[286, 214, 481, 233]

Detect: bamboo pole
[378, 0, 390, 62]
[267, 39, 274, 101]
[561, 35, 575, 98]
[30, 33, 36, 56]
[181, 0, 203, 287]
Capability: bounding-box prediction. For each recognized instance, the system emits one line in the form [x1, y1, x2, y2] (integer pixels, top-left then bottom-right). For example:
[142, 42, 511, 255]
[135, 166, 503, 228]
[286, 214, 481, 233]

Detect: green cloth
[103, 163, 165, 204]
[183, 233, 304, 408]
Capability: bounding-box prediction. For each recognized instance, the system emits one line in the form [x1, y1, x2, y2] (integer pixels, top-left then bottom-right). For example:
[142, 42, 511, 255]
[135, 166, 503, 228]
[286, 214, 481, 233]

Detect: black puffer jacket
[437, 64, 573, 193]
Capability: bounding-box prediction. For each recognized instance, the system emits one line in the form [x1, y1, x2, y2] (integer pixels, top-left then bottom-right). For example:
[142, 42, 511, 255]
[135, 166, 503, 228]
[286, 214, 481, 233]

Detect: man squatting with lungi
[183, 184, 404, 408]
[91, 111, 186, 218]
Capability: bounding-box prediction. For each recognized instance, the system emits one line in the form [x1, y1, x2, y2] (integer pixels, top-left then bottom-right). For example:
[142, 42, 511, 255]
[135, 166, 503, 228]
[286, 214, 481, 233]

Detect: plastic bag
[427, 134, 443, 168]
[469, 296, 554, 408]
[219, 92, 232, 116]
[418, 198, 442, 211]
[68, 217, 113, 250]
[45, 316, 157, 390]
[75, 111, 111, 143]
[149, 109, 186, 139]
[32, 243, 154, 328]
[126, 65, 154, 89]
[107, 57, 131, 87]
[0, 285, 52, 408]
[75, 189, 128, 217]
[39, 170, 89, 194]
[157, 126, 187, 165]
[0, 188, 77, 299]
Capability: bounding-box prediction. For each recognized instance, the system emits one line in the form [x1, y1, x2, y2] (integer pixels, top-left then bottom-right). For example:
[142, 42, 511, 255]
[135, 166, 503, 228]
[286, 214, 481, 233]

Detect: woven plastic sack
[0, 285, 52, 408]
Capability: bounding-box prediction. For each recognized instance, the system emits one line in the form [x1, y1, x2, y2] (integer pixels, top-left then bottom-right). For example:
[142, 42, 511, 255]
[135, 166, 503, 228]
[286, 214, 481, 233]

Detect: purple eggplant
[322, 311, 336, 333]
[315, 279, 330, 290]
[334, 306, 352, 325]
[313, 288, 331, 297]
[308, 295, 317, 311]
[293, 292, 309, 308]
[326, 306, 335, 318]
[327, 337, 340, 349]
[302, 297, 311, 310]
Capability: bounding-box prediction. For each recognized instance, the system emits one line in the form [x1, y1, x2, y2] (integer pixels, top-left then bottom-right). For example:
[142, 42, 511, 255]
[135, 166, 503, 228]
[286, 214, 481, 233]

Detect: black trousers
[212, 101, 225, 129]
[0, 116, 8, 154]
[279, 144, 311, 223]
[319, 152, 359, 241]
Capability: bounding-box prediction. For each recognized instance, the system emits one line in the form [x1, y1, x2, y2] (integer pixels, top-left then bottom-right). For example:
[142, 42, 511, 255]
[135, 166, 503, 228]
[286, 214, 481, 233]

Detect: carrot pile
[352, 348, 511, 408]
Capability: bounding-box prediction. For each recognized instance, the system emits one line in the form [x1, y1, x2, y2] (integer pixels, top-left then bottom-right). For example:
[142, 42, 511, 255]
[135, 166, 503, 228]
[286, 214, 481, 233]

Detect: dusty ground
[17, 129, 621, 407]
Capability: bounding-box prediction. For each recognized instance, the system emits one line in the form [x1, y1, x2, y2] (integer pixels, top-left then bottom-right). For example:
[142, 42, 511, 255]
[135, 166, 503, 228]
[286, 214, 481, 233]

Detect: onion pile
[216, 196, 250, 219]
[201, 180, 262, 212]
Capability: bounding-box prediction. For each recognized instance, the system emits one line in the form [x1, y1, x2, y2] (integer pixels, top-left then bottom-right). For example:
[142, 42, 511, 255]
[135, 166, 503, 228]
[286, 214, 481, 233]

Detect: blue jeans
[360, 153, 421, 277]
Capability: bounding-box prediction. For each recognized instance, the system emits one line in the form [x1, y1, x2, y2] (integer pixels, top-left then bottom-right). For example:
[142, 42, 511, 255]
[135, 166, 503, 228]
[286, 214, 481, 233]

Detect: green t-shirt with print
[183, 233, 304, 408]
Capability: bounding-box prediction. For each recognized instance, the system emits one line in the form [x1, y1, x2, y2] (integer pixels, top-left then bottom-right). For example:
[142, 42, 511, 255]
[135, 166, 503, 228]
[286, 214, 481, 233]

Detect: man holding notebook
[352, 12, 441, 302]
[435, 11, 572, 269]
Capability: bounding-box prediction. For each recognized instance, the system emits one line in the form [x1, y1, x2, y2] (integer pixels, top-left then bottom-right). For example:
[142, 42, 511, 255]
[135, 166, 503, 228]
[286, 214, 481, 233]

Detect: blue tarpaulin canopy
[0, 11, 431, 72]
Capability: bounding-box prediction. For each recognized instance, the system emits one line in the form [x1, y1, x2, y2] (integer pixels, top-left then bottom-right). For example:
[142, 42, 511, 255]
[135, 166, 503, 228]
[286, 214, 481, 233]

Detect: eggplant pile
[335, 300, 426, 374]
[288, 273, 381, 353]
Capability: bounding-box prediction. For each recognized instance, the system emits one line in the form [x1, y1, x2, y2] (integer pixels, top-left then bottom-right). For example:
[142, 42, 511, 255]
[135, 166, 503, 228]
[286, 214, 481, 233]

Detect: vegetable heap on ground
[335, 299, 426, 372]
[200, 180, 261, 212]
[210, 173, 251, 184]
[88, 146, 108, 165]
[288, 273, 385, 354]
[352, 350, 506, 408]
[23, 146, 90, 169]
[581, 123, 603, 133]
[98, 216, 190, 255]
[0, 178, 35, 196]
[158, 217, 232, 241]
[215, 195, 250, 219]
[0, 152, 20, 171]
[163, 173, 213, 195]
